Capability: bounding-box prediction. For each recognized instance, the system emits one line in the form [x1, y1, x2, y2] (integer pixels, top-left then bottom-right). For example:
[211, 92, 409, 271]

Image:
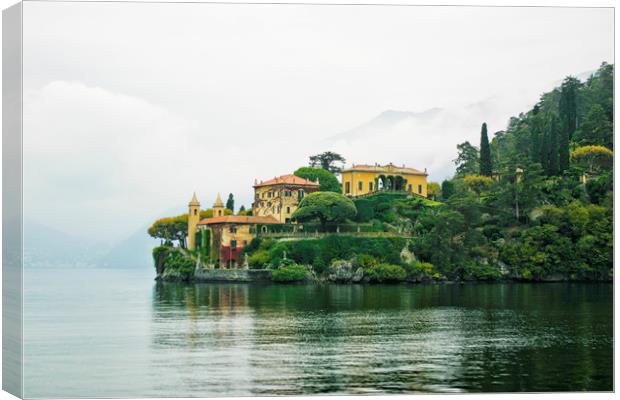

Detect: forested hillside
[415, 62, 614, 280]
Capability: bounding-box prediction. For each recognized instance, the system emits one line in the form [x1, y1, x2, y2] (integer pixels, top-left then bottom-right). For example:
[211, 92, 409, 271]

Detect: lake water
[23, 268, 612, 397]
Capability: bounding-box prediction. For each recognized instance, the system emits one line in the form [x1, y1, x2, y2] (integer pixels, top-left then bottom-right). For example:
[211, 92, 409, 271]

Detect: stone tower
[213, 193, 225, 217]
[187, 192, 200, 250]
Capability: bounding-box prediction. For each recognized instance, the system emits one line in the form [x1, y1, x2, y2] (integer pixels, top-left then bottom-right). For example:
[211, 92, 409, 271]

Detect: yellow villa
[341, 163, 428, 197]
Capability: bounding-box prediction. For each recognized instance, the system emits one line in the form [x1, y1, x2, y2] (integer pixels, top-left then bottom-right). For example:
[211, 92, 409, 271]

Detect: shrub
[462, 262, 501, 281]
[163, 249, 195, 279]
[244, 236, 406, 272]
[365, 263, 406, 283]
[272, 264, 307, 282]
[248, 250, 270, 269]
[356, 254, 378, 269]
[152, 245, 169, 266]
[312, 256, 327, 273]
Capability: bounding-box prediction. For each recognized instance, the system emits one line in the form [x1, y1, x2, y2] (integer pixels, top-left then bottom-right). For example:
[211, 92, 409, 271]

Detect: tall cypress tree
[559, 77, 580, 140]
[540, 130, 550, 173]
[546, 115, 560, 176]
[226, 193, 234, 212]
[479, 122, 492, 177]
[558, 130, 569, 173]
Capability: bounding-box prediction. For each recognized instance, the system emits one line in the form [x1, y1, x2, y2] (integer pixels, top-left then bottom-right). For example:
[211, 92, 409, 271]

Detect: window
[369, 182, 374, 191]
[408, 184, 412, 192]
[229, 226, 237, 233]
[418, 184, 422, 194]
[193, 209, 197, 216]
[298, 189, 304, 199]
[284, 190, 291, 197]
[358, 181, 363, 191]
[267, 202, 272, 207]
[255, 193, 259, 199]
[231, 240, 237, 249]
[345, 182, 350, 194]
[243, 240, 248, 246]
[268, 192, 272, 198]
[286, 206, 291, 214]
[218, 210, 222, 216]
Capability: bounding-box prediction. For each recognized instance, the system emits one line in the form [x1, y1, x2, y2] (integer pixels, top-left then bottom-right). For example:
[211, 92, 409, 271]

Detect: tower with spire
[212, 194, 225, 217]
[187, 192, 200, 250]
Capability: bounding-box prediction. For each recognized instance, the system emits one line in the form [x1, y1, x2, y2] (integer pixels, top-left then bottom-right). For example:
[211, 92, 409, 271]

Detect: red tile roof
[197, 215, 282, 226]
[253, 174, 320, 188]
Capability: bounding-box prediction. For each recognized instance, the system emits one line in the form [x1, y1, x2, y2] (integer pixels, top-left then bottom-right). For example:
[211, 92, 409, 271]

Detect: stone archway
[394, 176, 404, 191]
[377, 175, 386, 191]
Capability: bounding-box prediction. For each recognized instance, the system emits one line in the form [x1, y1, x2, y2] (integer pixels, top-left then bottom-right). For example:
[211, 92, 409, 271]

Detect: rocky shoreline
[157, 261, 612, 284]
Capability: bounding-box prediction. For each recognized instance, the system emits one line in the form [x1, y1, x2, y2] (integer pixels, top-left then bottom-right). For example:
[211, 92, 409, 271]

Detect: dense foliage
[427, 62, 614, 281]
[294, 167, 341, 192]
[308, 151, 346, 174]
[245, 235, 408, 272]
[292, 192, 357, 226]
[271, 259, 307, 282]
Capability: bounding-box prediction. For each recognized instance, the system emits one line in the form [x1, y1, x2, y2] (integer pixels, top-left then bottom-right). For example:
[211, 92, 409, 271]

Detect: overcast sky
[22, 2, 613, 243]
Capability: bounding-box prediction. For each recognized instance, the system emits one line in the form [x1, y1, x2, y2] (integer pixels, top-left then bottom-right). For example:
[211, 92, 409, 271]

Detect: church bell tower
[187, 192, 200, 250]
[213, 193, 225, 217]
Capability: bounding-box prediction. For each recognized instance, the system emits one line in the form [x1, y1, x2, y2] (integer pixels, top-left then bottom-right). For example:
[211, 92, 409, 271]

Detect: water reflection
[150, 282, 612, 395]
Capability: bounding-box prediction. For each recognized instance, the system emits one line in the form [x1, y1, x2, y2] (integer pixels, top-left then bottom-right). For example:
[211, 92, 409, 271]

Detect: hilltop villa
[341, 163, 428, 197]
[188, 163, 428, 268]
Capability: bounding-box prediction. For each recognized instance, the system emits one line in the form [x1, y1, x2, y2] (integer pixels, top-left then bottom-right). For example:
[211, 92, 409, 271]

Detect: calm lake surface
[24, 268, 612, 397]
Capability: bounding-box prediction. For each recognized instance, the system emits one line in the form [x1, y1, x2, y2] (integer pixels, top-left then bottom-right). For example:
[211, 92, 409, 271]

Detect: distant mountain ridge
[331, 108, 444, 142]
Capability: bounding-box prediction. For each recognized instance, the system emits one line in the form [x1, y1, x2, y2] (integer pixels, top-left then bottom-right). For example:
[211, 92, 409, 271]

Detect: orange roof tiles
[253, 174, 320, 188]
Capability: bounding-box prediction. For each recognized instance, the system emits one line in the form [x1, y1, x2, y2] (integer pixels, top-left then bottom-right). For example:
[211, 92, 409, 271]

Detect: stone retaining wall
[193, 268, 272, 282]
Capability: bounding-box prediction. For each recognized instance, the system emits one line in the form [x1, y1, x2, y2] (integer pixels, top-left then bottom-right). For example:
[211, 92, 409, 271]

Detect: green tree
[544, 114, 560, 176]
[454, 141, 479, 177]
[579, 104, 613, 149]
[479, 122, 493, 176]
[147, 214, 189, 248]
[441, 180, 456, 200]
[308, 151, 346, 174]
[292, 192, 357, 227]
[294, 167, 341, 192]
[559, 76, 581, 140]
[226, 193, 234, 212]
[463, 175, 493, 196]
[426, 182, 441, 200]
[571, 145, 613, 175]
[558, 129, 570, 173]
